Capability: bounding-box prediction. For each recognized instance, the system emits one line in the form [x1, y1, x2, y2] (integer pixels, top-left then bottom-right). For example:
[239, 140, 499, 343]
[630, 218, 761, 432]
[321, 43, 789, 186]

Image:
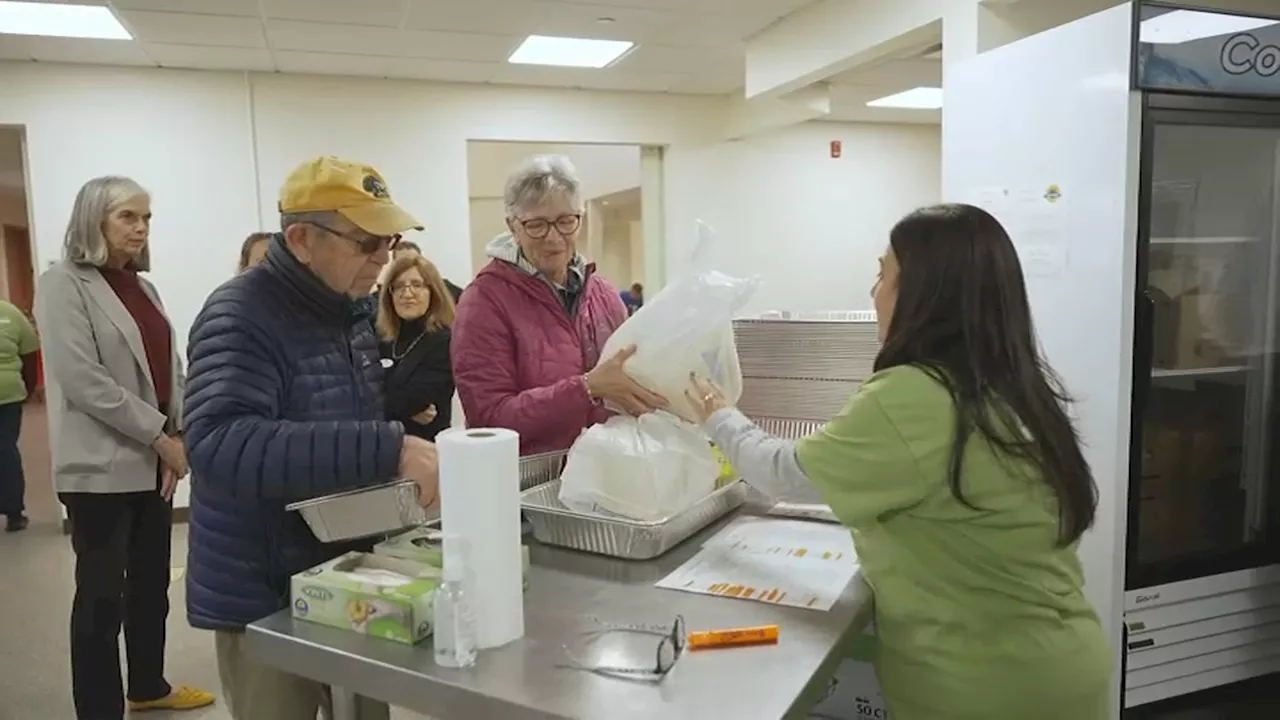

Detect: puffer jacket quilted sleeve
[183, 285, 403, 502]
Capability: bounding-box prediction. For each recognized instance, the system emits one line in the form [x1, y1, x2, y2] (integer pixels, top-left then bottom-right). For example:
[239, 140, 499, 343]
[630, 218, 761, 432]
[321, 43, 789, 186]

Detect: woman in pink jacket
[451, 155, 665, 454]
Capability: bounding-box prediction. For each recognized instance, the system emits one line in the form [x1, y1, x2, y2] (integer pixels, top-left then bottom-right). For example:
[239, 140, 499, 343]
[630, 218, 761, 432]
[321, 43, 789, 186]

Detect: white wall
[0, 62, 941, 336]
[0, 62, 724, 348]
[943, 6, 1137, 713]
[665, 121, 941, 315]
[0, 66, 260, 353]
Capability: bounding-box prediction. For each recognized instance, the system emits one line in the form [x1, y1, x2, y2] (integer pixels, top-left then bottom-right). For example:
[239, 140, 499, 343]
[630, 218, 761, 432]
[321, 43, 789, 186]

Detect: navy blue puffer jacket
[184, 237, 404, 630]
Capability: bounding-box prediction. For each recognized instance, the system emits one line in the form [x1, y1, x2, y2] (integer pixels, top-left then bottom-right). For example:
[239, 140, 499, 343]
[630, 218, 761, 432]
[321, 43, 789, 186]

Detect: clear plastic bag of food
[597, 221, 760, 423]
[558, 412, 720, 521]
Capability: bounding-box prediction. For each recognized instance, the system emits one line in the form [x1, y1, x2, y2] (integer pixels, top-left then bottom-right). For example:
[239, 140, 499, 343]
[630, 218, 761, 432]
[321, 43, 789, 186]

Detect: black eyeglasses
[558, 615, 686, 682]
[390, 280, 427, 295]
[306, 221, 401, 255]
[516, 214, 581, 240]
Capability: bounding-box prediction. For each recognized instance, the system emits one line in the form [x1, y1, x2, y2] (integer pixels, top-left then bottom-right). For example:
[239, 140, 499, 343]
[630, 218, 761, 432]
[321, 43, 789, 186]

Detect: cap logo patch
[363, 174, 389, 199]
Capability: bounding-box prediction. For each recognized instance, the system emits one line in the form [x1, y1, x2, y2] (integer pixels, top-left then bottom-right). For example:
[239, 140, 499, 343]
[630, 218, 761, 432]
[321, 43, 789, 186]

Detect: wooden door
[2, 224, 33, 312]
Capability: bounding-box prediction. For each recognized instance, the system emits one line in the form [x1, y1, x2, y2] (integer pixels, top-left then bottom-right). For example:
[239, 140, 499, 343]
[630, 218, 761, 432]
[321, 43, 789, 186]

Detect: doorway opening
[0, 125, 51, 529]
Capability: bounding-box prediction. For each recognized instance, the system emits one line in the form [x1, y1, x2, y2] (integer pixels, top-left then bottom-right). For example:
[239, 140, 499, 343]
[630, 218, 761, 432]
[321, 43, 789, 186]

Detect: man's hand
[411, 404, 438, 425]
[400, 436, 440, 509]
[153, 434, 189, 479]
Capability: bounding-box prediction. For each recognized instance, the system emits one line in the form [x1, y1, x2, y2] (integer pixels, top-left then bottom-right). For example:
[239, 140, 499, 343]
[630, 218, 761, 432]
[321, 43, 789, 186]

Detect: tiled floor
[0, 404, 432, 720]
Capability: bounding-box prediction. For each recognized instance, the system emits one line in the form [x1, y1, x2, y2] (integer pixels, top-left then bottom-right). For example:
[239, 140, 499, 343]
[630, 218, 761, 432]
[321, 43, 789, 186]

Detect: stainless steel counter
[246, 513, 874, 720]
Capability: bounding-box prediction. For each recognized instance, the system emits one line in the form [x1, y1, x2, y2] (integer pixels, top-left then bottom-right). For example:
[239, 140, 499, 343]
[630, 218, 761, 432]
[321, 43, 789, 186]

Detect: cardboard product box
[291, 552, 441, 645]
[374, 527, 533, 590]
[808, 658, 891, 720]
[1150, 290, 1231, 370]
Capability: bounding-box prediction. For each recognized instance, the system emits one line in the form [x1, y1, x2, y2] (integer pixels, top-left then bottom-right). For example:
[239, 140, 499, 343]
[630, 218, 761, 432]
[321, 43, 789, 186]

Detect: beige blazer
[36, 260, 185, 494]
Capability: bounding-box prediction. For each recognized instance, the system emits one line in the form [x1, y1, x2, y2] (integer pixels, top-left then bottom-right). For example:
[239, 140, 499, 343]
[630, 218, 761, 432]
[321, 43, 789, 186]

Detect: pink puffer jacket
[451, 248, 627, 455]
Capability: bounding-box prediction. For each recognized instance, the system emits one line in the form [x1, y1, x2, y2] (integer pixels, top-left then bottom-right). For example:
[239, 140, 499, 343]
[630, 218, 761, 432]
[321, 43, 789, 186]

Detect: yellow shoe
[128, 685, 216, 712]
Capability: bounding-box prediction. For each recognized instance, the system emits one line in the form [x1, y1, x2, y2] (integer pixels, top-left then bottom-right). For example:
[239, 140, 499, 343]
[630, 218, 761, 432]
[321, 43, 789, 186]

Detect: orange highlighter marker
[688, 624, 780, 651]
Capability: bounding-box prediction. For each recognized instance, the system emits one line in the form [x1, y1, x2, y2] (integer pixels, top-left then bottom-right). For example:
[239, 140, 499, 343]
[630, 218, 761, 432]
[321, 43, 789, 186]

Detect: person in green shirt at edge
[686, 203, 1112, 720]
[0, 299, 40, 532]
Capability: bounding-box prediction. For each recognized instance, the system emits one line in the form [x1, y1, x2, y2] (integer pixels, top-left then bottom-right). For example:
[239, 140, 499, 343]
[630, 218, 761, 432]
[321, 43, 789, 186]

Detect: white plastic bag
[598, 222, 760, 423]
[558, 412, 720, 521]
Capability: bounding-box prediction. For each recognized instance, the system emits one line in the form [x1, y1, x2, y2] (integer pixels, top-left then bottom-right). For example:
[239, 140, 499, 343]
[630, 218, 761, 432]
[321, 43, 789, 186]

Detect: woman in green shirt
[688, 203, 1112, 720]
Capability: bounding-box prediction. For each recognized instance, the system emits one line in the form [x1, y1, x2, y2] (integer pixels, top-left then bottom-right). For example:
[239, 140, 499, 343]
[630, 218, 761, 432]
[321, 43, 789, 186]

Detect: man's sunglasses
[306, 220, 401, 255]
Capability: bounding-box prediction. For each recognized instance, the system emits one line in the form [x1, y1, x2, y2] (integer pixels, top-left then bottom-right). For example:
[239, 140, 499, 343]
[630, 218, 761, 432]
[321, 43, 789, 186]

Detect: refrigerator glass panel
[1135, 121, 1280, 574]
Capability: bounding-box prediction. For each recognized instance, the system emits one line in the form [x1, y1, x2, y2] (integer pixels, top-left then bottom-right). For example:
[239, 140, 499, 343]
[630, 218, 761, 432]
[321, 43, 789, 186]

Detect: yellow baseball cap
[278, 156, 423, 236]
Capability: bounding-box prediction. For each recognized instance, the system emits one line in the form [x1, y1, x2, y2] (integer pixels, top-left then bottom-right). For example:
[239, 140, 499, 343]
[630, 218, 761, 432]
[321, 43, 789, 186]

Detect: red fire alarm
[830, 140, 842, 158]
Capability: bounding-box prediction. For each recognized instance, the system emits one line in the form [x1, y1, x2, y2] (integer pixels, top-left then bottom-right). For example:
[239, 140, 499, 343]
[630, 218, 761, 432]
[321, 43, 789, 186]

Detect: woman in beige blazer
[36, 176, 214, 720]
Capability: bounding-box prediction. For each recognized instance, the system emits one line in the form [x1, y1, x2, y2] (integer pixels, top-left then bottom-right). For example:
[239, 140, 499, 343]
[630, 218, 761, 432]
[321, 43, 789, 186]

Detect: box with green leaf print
[290, 551, 441, 645]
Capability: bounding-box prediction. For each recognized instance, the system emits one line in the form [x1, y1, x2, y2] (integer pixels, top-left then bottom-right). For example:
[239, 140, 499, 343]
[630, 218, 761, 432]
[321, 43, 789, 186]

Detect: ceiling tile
[617, 44, 739, 76]
[385, 58, 498, 83]
[653, 10, 780, 49]
[525, 1, 668, 43]
[262, 0, 408, 28]
[10, 37, 155, 66]
[400, 29, 521, 63]
[404, 0, 547, 35]
[267, 20, 401, 56]
[109, 0, 261, 16]
[145, 43, 274, 71]
[117, 10, 267, 47]
[273, 51, 390, 78]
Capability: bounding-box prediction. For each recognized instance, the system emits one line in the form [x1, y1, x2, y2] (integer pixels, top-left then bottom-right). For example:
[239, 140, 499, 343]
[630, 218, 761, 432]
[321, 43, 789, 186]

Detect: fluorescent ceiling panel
[1139, 10, 1279, 45]
[507, 35, 633, 69]
[0, 0, 130, 40]
[866, 86, 942, 110]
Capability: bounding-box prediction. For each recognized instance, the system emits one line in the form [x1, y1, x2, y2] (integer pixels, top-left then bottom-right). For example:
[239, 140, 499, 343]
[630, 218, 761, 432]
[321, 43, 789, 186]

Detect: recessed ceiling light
[866, 86, 942, 110]
[0, 0, 132, 40]
[597, 17, 616, 24]
[1139, 9, 1279, 45]
[508, 35, 634, 69]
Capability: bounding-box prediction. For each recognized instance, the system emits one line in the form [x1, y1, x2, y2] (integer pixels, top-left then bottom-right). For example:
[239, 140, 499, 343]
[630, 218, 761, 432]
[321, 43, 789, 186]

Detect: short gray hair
[63, 176, 151, 271]
[503, 154, 583, 218]
[280, 210, 340, 233]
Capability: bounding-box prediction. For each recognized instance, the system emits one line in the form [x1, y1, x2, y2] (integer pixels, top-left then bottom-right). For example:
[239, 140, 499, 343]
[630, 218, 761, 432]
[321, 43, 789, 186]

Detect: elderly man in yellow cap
[181, 157, 438, 720]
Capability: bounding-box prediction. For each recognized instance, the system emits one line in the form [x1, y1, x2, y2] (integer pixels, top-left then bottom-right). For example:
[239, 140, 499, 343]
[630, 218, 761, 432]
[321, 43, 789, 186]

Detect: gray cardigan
[36, 261, 185, 494]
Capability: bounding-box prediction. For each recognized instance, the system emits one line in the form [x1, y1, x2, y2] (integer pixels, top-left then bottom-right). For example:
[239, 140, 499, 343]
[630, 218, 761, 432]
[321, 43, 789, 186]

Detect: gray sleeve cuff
[705, 408, 811, 499]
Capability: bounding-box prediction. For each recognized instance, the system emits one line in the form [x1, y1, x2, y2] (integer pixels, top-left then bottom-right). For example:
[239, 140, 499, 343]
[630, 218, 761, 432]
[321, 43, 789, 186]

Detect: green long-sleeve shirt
[706, 365, 1112, 720]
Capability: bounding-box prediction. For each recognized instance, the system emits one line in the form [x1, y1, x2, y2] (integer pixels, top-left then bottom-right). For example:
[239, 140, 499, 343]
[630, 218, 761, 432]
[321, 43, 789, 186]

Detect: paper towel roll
[436, 427, 525, 649]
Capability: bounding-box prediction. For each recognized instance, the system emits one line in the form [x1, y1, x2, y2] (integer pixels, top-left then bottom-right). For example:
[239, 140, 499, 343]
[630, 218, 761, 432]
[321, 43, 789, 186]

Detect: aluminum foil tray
[287, 480, 426, 543]
[520, 479, 748, 560]
[518, 451, 567, 490]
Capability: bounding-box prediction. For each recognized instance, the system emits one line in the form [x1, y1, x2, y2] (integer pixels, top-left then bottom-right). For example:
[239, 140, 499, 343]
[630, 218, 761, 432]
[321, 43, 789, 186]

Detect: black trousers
[0, 400, 24, 517]
[60, 486, 173, 720]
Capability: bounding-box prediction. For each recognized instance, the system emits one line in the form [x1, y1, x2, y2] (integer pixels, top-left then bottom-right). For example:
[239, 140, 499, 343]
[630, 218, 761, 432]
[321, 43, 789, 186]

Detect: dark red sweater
[99, 268, 172, 405]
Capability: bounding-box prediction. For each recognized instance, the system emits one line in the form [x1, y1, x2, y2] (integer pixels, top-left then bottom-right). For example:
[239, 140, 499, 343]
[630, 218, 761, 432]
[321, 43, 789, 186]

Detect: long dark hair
[874, 203, 1097, 546]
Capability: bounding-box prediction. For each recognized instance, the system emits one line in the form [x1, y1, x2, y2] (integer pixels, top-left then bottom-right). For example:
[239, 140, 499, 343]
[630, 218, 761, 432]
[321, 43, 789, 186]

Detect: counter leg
[330, 687, 359, 720]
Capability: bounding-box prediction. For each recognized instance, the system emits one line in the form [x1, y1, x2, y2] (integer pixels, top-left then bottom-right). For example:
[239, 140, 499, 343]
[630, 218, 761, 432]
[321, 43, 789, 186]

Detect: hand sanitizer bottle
[433, 539, 477, 669]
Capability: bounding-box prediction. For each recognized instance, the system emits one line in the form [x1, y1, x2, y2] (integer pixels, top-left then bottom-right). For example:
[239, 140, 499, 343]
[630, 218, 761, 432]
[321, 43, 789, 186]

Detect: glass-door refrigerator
[1124, 4, 1280, 712]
